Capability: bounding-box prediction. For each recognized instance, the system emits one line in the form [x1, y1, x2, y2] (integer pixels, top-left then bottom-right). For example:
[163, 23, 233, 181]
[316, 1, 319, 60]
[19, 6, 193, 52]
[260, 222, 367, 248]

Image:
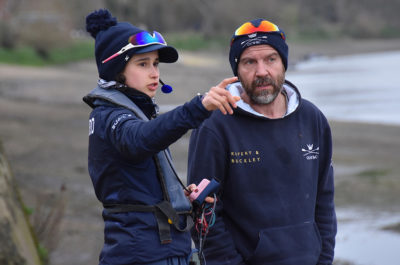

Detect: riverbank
[331, 121, 400, 210]
[0, 38, 399, 265]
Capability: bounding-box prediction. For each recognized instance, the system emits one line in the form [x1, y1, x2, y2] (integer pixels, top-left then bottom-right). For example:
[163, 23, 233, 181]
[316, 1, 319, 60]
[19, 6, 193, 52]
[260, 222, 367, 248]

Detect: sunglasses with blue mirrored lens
[102, 31, 167, 63]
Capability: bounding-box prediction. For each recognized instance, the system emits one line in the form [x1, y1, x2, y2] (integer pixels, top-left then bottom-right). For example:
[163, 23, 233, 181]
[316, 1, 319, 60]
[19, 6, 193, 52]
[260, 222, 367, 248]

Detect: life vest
[84, 84, 193, 244]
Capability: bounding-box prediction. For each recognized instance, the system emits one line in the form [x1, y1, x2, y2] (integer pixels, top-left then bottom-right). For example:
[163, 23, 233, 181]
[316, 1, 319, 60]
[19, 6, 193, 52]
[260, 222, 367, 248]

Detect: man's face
[237, 44, 285, 105]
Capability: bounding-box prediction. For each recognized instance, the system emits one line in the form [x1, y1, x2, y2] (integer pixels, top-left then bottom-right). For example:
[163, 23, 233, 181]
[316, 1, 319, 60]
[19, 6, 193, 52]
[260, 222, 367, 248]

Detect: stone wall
[0, 142, 41, 265]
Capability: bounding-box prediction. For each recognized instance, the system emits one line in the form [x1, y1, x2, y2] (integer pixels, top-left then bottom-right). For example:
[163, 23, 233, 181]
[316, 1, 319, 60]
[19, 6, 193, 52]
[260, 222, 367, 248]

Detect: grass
[0, 40, 94, 66]
[0, 33, 229, 67]
[0, 46, 48, 66]
[0, 33, 227, 67]
[164, 32, 228, 51]
[48, 40, 94, 64]
[357, 169, 389, 177]
[2, 31, 398, 67]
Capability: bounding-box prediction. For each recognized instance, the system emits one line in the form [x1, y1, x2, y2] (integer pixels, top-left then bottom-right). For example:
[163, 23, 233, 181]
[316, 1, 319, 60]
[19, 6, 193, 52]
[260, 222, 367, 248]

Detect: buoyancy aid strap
[154, 201, 193, 244]
[154, 207, 173, 244]
[103, 204, 155, 213]
[155, 201, 194, 233]
[103, 201, 193, 244]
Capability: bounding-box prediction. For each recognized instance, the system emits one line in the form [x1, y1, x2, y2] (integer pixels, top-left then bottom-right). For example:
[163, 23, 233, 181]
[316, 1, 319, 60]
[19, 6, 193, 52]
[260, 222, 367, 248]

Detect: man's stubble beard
[240, 72, 285, 105]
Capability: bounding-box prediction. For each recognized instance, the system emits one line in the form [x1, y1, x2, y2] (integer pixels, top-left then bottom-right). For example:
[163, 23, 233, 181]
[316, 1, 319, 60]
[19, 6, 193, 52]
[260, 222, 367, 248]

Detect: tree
[0, 0, 22, 49]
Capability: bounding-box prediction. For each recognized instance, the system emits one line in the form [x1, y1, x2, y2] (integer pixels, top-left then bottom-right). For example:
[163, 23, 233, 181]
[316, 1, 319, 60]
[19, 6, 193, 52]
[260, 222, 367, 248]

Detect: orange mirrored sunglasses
[231, 20, 285, 45]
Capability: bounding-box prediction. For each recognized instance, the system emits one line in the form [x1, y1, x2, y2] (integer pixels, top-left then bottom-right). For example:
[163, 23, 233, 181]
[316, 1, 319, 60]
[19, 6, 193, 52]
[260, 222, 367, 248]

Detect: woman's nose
[150, 65, 159, 78]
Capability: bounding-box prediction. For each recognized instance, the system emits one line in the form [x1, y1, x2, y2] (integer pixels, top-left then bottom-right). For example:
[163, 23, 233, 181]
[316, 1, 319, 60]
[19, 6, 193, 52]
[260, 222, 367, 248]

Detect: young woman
[84, 9, 239, 265]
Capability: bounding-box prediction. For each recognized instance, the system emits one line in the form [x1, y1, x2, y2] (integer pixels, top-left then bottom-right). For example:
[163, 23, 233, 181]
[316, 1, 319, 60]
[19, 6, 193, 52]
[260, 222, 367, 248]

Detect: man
[187, 18, 336, 265]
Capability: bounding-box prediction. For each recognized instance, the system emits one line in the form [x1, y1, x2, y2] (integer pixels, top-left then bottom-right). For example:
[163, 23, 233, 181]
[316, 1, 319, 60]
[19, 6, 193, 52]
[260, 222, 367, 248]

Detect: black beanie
[86, 9, 178, 82]
[229, 19, 288, 76]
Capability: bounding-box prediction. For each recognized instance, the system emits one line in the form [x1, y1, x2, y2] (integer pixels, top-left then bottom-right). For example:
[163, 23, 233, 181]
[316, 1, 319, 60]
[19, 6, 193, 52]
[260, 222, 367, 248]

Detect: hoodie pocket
[246, 222, 322, 265]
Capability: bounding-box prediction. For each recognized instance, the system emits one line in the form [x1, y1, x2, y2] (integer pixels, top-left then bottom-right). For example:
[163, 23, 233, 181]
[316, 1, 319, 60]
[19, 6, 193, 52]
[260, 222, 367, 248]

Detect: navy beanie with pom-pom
[86, 9, 178, 82]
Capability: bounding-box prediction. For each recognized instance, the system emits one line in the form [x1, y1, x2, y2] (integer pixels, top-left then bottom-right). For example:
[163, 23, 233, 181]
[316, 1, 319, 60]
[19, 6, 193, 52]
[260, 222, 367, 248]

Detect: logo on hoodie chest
[230, 150, 261, 164]
[302, 144, 319, 160]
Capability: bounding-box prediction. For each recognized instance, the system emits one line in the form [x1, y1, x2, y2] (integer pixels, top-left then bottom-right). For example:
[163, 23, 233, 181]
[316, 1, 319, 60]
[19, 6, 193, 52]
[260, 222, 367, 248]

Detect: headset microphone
[160, 79, 173, 94]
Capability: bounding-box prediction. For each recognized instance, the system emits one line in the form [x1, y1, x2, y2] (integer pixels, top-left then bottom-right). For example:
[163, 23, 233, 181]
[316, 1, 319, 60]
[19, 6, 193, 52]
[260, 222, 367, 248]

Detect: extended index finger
[217, 76, 239, 89]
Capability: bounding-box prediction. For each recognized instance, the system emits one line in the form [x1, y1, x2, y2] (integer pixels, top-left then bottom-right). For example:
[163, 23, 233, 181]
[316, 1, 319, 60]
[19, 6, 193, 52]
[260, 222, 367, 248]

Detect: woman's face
[122, 50, 160, 98]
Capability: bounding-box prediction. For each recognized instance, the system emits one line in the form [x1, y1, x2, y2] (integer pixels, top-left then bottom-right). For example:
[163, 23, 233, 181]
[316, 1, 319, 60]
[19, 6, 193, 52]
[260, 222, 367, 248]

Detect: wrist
[198, 92, 211, 111]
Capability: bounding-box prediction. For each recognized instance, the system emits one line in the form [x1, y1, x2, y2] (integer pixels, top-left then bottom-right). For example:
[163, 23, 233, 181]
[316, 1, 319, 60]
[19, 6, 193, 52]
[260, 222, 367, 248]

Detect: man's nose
[255, 61, 269, 76]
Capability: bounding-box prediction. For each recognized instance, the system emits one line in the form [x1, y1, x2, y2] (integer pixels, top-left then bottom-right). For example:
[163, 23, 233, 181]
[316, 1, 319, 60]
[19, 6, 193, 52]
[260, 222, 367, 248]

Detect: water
[335, 209, 400, 265]
[287, 51, 400, 126]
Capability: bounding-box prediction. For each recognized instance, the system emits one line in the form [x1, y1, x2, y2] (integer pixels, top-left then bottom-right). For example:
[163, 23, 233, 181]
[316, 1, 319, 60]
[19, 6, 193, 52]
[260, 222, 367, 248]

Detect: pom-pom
[86, 9, 117, 38]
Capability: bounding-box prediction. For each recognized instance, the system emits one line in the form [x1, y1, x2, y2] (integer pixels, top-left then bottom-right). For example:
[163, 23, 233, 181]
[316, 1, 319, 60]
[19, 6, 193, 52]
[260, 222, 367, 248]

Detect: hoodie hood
[227, 79, 300, 119]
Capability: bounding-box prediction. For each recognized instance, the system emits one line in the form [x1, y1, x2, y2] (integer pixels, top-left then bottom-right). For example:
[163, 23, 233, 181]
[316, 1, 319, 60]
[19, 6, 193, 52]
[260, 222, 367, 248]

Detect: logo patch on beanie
[240, 35, 268, 48]
[125, 55, 130, 61]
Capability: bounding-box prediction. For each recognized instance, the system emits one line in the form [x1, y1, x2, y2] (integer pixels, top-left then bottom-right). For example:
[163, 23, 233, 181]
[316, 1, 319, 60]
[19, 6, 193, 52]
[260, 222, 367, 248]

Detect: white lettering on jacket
[111, 114, 132, 130]
[89, 117, 95, 136]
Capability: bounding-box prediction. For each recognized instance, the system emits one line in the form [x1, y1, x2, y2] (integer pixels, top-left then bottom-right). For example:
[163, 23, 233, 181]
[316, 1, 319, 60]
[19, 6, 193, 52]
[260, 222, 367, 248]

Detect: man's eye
[268, 55, 279, 63]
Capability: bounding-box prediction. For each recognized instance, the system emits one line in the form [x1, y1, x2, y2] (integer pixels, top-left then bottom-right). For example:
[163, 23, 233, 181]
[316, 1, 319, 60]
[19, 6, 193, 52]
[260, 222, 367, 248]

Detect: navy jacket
[188, 81, 336, 265]
[83, 81, 211, 264]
